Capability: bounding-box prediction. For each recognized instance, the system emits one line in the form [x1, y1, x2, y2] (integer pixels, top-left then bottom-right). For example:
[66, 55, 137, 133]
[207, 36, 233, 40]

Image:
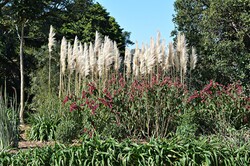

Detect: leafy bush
[187, 80, 250, 135]
[63, 74, 188, 139]
[61, 77, 250, 142]
[55, 119, 80, 143]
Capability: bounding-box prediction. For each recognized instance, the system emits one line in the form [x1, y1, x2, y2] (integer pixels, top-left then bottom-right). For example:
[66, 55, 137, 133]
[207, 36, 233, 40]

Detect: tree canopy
[0, 0, 133, 112]
[172, 0, 250, 88]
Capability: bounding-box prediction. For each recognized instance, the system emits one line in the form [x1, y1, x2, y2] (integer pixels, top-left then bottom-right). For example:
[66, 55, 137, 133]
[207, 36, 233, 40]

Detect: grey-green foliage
[0, 92, 19, 150]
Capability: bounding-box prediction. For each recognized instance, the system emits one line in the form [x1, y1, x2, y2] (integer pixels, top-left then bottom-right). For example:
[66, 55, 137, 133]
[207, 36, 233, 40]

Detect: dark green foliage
[0, 0, 133, 112]
[173, 0, 250, 89]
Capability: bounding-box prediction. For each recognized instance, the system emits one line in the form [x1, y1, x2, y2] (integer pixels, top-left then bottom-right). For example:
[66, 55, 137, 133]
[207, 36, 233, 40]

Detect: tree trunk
[19, 23, 25, 125]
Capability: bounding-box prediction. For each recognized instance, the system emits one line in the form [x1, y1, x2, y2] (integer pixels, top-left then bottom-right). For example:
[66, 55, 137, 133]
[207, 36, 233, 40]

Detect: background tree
[1, 0, 49, 124]
[0, 0, 133, 123]
[59, 2, 132, 53]
[172, 0, 250, 90]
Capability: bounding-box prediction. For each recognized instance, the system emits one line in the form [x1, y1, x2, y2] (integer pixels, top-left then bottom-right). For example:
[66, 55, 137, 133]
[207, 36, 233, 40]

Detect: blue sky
[95, 0, 176, 48]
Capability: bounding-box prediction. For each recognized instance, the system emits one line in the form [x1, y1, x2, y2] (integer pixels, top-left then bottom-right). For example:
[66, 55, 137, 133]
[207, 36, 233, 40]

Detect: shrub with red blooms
[63, 74, 188, 139]
[187, 80, 250, 133]
[63, 76, 249, 138]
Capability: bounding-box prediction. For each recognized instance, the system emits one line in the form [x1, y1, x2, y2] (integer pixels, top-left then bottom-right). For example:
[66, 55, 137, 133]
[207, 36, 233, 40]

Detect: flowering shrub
[63, 77, 250, 139]
[187, 80, 250, 134]
[63, 74, 188, 139]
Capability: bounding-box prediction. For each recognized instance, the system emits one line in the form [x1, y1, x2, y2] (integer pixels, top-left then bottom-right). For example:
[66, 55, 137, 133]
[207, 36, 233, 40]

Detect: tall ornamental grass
[57, 30, 197, 97]
[0, 89, 19, 150]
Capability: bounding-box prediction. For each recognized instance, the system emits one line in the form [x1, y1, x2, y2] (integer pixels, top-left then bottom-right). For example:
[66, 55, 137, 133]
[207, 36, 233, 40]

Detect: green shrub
[55, 119, 80, 143]
[187, 80, 250, 135]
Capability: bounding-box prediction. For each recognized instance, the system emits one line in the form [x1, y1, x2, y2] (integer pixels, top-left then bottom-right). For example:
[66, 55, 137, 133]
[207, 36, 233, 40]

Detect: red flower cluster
[88, 82, 97, 95]
[98, 98, 112, 109]
[119, 74, 126, 88]
[70, 102, 79, 112]
[85, 99, 99, 115]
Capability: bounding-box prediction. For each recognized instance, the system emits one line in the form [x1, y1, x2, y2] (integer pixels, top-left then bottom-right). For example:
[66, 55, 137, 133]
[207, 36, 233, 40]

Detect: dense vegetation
[172, 0, 250, 89]
[0, 0, 249, 165]
[1, 136, 250, 165]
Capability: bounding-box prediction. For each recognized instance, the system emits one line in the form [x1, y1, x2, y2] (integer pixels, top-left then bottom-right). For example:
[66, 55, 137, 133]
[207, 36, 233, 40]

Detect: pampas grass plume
[48, 25, 55, 53]
[114, 41, 120, 72]
[125, 47, 132, 77]
[60, 37, 67, 75]
[190, 46, 197, 70]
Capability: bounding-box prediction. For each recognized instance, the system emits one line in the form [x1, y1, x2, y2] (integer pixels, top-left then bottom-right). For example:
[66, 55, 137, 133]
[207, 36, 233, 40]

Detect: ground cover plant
[1, 135, 250, 165]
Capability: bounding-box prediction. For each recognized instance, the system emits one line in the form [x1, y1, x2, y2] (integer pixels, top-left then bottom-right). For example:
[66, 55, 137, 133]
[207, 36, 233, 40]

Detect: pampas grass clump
[47, 26, 197, 97]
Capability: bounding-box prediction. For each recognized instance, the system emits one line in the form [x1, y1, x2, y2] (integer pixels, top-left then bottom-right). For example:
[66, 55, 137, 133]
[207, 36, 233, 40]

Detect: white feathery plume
[125, 47, 131, 78]
[146, 43, 156, 74]
[139, 42, 145, 63]
[140, 43, 146, 75]
[48, 25, 56, 91]
[88, 42, 95, 75]
[140, 45, 147, 75]
[156, 31, 163, 65]
[114, 41, 120, 72]
[176, 32, 182, 55]
[103, 36, 114, 69]
[94, 31, 102, 56]
[48, 25, 55, 53]
[79, 42, 84, 57]
[98, 43, 105, 77]
[67, 42, 74, 74]
[84, 43, 90, 77]
[133, 41, 140, 77]
[179, 34, 188, 75]
[73, 36, 80, 73]
[166, 42, 174, 70]
[190, 46, 197, 70]
[60, 37, 67, 75]
[78, 42, 85, 76]
[160, 39, 166, 68]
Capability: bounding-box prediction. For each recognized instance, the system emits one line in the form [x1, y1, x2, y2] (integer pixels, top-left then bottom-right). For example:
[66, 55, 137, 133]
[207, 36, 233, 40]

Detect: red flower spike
[82, 91, 87, 99]
[103, 88, 112, 100]
[202, 80, 213, 92]
[119, 75, 126, 88]
[63, 96, 69, 105]
[88, 83, 96, 95]
[70, 102, 79, 112]
[187, 90, 200, 103]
